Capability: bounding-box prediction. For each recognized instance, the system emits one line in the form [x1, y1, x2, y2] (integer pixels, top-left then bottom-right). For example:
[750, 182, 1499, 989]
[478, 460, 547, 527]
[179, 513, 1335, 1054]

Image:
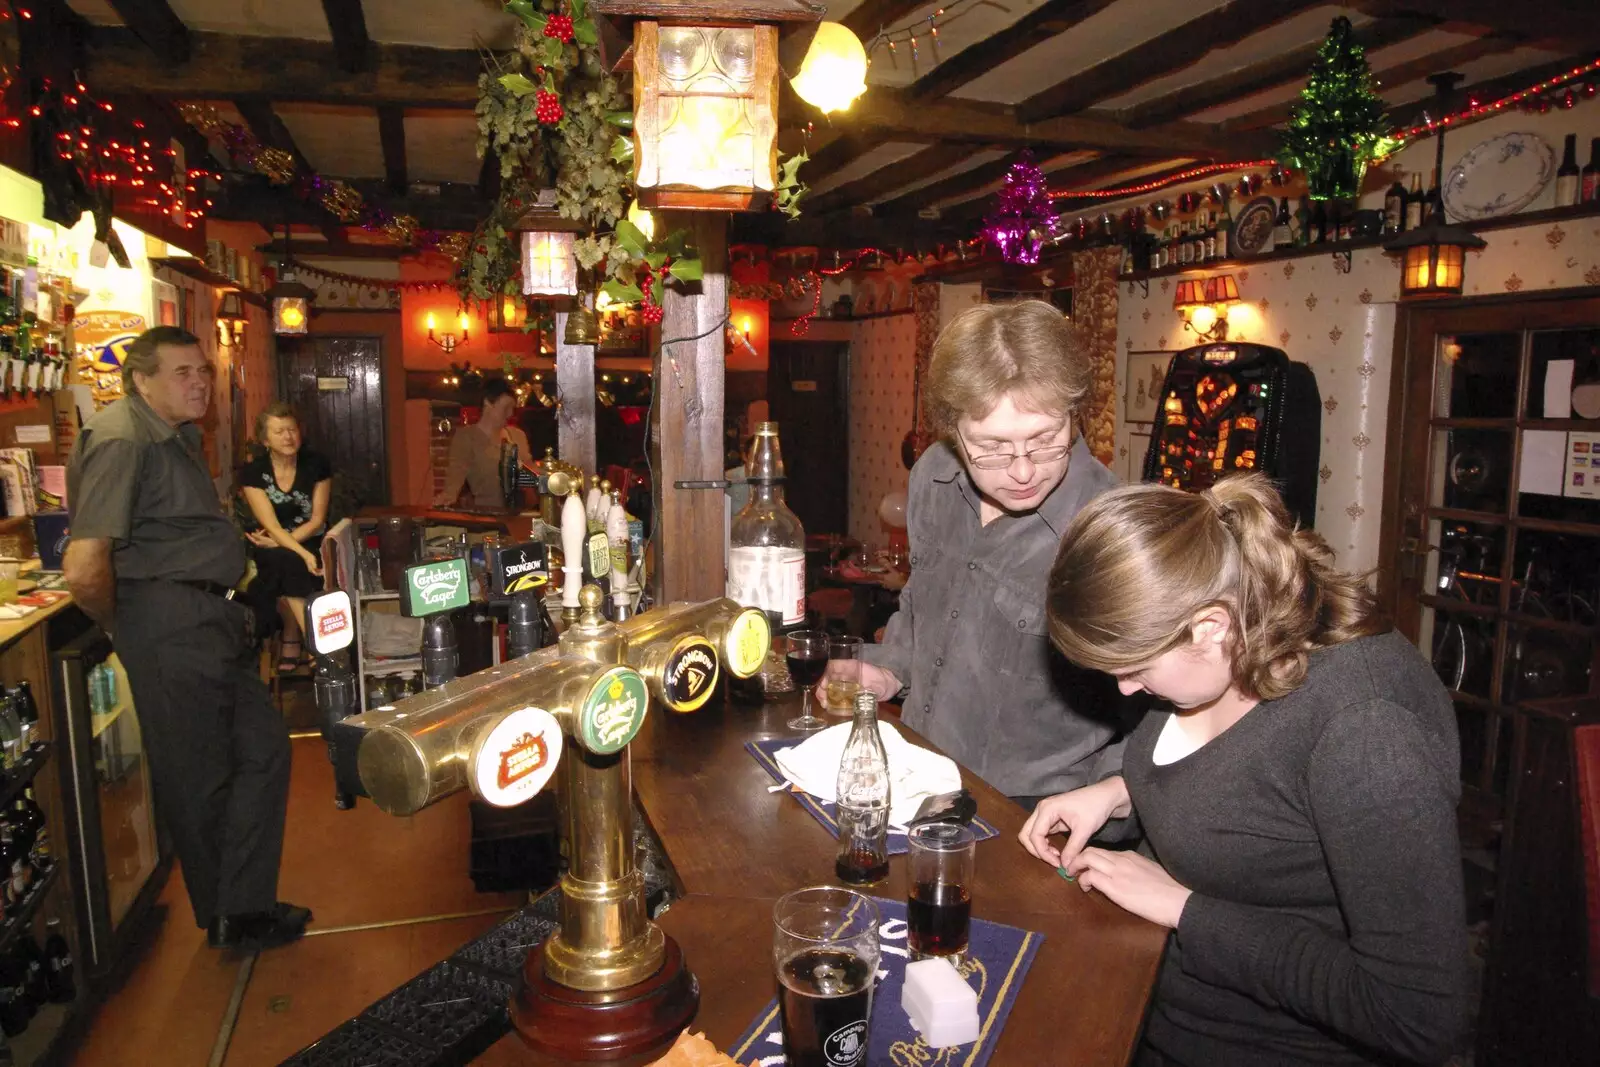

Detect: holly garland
[467, 0, 702, 321]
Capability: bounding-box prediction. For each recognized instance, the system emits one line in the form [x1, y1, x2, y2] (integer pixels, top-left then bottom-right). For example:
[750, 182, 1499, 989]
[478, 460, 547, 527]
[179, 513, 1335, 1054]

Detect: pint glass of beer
[773, 886, 880, 1067]
[906, 823, 975, 960]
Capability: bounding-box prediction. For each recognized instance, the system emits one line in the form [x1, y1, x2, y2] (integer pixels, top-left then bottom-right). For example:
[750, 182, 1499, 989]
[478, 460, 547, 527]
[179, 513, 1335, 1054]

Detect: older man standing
[63, 326, 310, 950]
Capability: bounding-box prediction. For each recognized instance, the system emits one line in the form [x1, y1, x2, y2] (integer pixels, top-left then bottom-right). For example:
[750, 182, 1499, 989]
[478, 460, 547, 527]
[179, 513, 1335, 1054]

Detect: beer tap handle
[561, 491, 585, 621]
[606, 492, 630, 615]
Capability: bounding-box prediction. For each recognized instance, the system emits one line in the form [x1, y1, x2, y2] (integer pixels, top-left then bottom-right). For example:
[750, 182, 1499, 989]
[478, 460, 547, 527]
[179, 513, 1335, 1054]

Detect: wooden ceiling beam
[1222, 33, 1525, 131]
[212, 178, 485, 232]
[258, 238, 417, 260]
[810, 86, 1277, 159]
[478, 147, 501, 204]
[1017, 0, 1326, 123]
[104, 0, 190, 66]
[931, 153, 1157, 223]
[1120, 15, 1439, 128]
[378, 106, 408, 195]
[84, 27, 482, 106]
[1350, 0, 1600, 52]
[320, 0, 373, 74]
[1384, 53, 1595, 129]
[908, 0, 1118, 102]
[807, 142, 986, 214]
[842, 1, 936, 39]
[234, 99, 309, 172]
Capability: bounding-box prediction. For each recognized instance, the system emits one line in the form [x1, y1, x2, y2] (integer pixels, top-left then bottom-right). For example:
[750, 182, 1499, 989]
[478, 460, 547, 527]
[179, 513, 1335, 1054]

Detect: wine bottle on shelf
[1217, 208, 1234, 260]
[1583, 137, 1600, 204]
[1555, 133, 1581, 208]
[0, 949, 26, 1038]
[41, 919, 72, 1004]
[1272, 198, 1292, 250]
[1405, 173, 1424, 231]
[15, 938, 44, 1017]
[1424, 168, 1442, 224]
[1294, 196, 1310, 247]
[1336, 202, 1353, 243]
[1384, 173, 1407, 234]
[12, 685, 34, 753]
[1308, 202, 1324, 244]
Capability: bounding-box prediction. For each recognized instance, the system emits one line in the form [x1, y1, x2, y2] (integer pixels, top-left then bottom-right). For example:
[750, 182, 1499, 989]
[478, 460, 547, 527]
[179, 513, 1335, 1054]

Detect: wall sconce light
[1175, 274, 1241, 342]
[215, 290, 247, 348]
[427, 311, 471, 355]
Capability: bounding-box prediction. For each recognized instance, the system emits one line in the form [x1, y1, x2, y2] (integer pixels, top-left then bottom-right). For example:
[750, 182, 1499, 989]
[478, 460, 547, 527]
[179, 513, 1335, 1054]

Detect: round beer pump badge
[471, 707, 563, 808]
[725, 609, 770, 679]
[579, 667, 650, 754]
[662, 636, 719, 713]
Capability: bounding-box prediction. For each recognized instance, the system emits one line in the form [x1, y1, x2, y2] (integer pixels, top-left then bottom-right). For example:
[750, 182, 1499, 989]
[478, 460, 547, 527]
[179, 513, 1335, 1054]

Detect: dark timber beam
[258, 239, 420, 259]
[1017, 0, 1325, 123]
[234, 100, 310, 174]
[378, 106, 408, 195]
[1119, 15, 1439, 128]
[104, 0, 190, 66]
[807, 142, 983, 214]
[909, 0, 1118, 102]
[212, 179, 486, 232]
[478, 147, 502, 204]
[85, 27, 482, 106]
[1384, 53, 1595, 130]
[935, 154, 1171, 223]
[1222, 34, 1524, 131]
[1351, 0, 1600, 52]
[320, 0, 373, 73]
[842, 0, 935, 39]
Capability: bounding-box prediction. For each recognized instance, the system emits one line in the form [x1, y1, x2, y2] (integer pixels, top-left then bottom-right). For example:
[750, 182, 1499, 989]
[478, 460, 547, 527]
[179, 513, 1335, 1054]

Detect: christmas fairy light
[1048, 160, 1277, 201]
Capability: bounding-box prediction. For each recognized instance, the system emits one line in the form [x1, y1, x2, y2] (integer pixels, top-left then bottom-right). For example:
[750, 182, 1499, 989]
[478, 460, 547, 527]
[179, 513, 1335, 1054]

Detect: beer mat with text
[746, 739, 999, 855]
[728, 895, 1043, 1067]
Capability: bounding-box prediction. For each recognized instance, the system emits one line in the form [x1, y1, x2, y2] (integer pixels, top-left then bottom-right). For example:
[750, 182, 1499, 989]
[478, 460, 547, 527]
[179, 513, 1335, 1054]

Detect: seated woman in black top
[1021, 474, 1472, 1067]
[239, 402, 332, 672]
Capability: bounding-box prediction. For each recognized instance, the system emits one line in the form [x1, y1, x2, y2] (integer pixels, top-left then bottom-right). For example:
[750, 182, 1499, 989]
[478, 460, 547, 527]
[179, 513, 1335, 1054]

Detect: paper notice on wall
[1562, 431, 1600, 500]
[1544, 359, 1575, 418]
[1520, 430, 1567, 496]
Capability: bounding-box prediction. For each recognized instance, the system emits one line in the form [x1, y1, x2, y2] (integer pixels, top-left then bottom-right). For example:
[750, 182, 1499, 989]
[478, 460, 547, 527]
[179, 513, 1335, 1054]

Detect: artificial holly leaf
[504, 0, 540, 27]
[610, 133, 634, 164]
[661, 230, 691, 259]
[602, 279, 645, 305]
[605, 111, 634, 131]
[644, 251, 668, 270]
[499, 73, 539, 97]
[574, 18, 598, 46]
[779, 150, 809, 186]
[614, 219, 648, 258]
[667, 258, 703, 283]
[570, 0, 586, 17]
[539, 36, 563, 66]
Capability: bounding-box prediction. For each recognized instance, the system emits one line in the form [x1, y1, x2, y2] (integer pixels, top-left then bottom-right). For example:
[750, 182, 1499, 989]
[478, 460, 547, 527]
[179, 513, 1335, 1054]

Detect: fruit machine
[1140, 341, 1322, 528]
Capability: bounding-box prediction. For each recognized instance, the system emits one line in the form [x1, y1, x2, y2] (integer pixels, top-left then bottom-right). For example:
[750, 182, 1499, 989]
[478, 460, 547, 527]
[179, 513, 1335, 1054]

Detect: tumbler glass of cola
[906, 823, 975, 961]
[773, 886, 880, 1067]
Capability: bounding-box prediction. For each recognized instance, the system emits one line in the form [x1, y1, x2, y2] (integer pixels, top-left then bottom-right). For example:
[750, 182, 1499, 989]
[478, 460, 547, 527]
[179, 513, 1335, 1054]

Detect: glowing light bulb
[791, 22, 868, 114]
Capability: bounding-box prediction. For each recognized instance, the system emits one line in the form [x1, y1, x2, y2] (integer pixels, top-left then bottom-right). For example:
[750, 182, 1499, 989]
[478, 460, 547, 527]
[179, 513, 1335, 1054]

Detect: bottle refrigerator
[49, 615, 167, 981]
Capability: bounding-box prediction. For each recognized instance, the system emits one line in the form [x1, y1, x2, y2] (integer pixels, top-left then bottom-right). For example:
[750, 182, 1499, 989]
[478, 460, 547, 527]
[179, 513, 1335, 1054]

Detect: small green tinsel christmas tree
[1279, 16, 1394, 201]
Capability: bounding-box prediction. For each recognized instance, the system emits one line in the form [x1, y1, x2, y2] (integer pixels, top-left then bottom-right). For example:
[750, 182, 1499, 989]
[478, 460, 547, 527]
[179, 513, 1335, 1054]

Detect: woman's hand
[1065, 848, 1192, 930]
[298, 548, 324, 577]
[1018, 776, 1132, 870]
[815, 661, 901, 706]
[246, 530, 275, 549]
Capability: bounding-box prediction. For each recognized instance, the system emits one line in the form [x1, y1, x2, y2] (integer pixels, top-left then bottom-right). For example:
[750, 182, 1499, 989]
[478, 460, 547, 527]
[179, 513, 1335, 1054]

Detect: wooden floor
[64, 682, 524, 1067]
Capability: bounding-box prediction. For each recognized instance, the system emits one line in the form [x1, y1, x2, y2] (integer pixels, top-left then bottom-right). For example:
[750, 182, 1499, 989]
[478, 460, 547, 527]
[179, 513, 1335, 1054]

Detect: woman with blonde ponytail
[1020, 474, 1472, 1067]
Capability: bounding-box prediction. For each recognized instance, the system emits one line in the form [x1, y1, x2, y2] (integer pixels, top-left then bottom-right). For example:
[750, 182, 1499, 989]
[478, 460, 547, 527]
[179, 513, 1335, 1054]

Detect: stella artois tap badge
[472, 706, 564, 807]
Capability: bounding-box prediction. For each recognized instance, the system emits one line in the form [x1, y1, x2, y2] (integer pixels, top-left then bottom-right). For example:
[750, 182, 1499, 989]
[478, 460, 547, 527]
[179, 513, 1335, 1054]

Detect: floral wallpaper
[1070, 247, 1121, 469]
[848, 311, 918, 545]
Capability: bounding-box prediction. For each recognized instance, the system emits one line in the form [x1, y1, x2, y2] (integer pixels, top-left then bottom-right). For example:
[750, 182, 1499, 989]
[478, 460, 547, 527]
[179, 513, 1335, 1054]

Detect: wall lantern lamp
[215, 290, 247, 347]
[1175, 274, 1241, 342]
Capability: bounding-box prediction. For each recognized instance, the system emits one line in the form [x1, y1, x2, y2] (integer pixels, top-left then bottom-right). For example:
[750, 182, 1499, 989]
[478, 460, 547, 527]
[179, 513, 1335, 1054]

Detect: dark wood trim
[869, 152, 1021, 218]
[478, 146, 501, 205]
[592, 0, 824, 23]
[84, 27, 482, 106]
[841, 0, 931, 38]
[378, 106, 409, 196]
[103, 0, 190, 65]
[210, 178, 487, 232]
[907, 0, 1117, 102]
[1352, 0, 1600, 52]
[1016, 0, 1325, 123]
[1120, 15, 1439, 128]
[320, 0, 373, 73]
[234, 99, 309, 172]
[1223, 34, 1525, 131]
[806, 142, 978, 214]
[257, 238, 418, 260]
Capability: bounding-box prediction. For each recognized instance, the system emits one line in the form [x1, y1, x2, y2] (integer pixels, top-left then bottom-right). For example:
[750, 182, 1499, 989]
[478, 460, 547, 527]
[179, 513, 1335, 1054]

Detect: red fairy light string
[1048, 161, 1276, 201]
[790, 248, 889, 336]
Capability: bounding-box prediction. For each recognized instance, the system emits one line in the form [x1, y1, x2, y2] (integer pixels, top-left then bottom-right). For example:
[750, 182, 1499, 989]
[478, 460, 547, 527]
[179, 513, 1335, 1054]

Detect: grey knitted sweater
[1124, 630, 1474, 1066]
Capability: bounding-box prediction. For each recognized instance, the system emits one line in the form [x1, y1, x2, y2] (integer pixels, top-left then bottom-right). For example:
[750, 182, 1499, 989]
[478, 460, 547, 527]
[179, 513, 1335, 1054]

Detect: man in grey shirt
[64, 327, 310, 951]
[835, 301, 1128, 806]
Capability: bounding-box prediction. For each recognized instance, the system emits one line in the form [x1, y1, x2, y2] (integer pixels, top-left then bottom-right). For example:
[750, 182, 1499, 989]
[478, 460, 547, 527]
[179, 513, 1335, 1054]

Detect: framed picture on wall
[152, 279, 180, 328]
[1125, 350, 1175, 424]
[1126, 431, 1151, 483]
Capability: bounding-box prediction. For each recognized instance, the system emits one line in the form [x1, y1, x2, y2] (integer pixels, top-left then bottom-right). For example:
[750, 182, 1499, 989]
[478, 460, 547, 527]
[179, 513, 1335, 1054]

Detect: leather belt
[175, 579, 238, 601]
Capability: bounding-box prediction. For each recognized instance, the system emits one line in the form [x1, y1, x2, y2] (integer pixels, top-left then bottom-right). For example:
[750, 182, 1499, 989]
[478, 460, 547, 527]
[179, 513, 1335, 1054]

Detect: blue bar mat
[746, 738, 1000, 855]
[729, 896, 1043, 1067]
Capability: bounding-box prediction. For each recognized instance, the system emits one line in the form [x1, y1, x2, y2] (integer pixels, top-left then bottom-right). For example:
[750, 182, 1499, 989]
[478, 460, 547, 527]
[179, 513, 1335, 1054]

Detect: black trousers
[114, 580, 290, 928]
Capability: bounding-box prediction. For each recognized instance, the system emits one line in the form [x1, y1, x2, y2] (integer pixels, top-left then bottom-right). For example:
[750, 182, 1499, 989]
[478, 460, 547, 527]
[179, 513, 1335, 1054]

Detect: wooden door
[281, 336, 389, 507]
[767, 340, 848, 536]
[1382, 293, 1600, 826]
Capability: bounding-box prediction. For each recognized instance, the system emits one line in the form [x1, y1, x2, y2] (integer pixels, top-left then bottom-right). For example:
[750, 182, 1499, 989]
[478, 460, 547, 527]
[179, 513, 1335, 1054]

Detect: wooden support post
[652, 213, 728, 605]
[554, 312, 597, 475]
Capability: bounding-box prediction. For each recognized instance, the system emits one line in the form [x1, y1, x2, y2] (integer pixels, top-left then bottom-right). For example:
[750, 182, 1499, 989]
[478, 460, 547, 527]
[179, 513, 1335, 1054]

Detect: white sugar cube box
[901, 956, 980, 1048]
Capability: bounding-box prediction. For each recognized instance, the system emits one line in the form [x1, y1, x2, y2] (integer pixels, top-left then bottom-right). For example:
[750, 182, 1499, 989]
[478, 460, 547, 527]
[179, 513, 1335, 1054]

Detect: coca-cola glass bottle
[834, 690, 890, 886]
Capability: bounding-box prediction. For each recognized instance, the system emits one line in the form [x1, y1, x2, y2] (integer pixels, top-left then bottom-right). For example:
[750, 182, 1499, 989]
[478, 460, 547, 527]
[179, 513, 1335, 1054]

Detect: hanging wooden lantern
[1384, 221, 1486, 299]
[268, 278, 315, 336]
[596, 2, 825, 211]
[522, 231, 579, 297]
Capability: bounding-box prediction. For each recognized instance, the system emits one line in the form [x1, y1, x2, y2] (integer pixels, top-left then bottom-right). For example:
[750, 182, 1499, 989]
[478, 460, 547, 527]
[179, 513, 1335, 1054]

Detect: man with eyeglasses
[823, 300, 1128, 810]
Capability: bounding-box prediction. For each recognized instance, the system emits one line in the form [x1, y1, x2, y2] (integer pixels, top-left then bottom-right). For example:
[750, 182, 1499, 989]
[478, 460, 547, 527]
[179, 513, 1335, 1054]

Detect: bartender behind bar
[830, 301, 1128, 810]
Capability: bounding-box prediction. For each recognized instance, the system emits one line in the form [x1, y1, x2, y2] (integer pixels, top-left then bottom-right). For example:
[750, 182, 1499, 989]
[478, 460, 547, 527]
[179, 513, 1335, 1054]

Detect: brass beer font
[618, 599, 770, 712]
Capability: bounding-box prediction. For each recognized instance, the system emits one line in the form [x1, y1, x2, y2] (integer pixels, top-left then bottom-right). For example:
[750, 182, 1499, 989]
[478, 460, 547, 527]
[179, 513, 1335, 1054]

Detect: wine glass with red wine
[785, 630, 830, 732]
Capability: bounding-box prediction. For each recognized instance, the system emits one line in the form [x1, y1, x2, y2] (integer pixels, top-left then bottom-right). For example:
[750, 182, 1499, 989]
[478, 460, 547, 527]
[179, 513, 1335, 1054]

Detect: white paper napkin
[772, 720, 963, 828]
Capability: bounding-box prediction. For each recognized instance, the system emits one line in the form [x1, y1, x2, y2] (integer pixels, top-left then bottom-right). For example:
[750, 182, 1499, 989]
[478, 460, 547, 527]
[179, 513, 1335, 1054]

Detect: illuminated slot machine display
[1140, 341, 1323, 528]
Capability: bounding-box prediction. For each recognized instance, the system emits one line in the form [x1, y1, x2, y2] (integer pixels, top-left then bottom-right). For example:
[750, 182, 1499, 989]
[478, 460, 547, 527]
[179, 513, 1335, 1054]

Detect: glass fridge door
[89, 652, 158, 931]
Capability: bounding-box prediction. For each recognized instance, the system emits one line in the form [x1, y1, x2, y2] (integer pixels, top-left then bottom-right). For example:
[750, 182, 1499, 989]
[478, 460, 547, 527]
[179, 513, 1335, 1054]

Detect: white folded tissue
[771, 720, 963, 829]
[902, 957, 981, 1048]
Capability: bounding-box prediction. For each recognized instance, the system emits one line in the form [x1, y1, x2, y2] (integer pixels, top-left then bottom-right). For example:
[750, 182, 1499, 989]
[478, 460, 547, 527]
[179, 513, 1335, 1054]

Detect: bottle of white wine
[727, 422, 806, 629]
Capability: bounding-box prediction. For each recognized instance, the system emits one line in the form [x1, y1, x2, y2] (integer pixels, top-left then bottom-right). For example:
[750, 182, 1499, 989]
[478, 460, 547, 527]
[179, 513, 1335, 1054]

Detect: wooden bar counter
[479, 694, 1167, 1066]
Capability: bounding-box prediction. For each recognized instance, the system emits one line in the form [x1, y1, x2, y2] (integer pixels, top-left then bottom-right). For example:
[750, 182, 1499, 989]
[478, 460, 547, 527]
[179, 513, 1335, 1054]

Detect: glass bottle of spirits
[42, 919, 73, 1004]
[1272, 198, 1292, 250]
[1424, 167, 1442, 224]
[12, 684, 35, 753]
[1583, 137, 1600, 204]
[1405, 173, 1424, 231]
[834, 690, 890, 886]
[1555, 133, 1581, 207]
[727, 423, 806, 629]
[1217, 207, 1233, 260]
[1384, 173, 1407, 234]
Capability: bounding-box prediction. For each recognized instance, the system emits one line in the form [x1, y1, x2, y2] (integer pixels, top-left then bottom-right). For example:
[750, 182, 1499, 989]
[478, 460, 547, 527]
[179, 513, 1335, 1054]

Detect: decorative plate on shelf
[1231, 197, 1278, 257]
[1443, 132, 1554, 221]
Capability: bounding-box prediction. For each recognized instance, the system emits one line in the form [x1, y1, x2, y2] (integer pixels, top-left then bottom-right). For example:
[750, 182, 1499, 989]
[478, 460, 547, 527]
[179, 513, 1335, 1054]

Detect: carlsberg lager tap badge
[401, 558, 472, 616]
[579, 668, 650, 755]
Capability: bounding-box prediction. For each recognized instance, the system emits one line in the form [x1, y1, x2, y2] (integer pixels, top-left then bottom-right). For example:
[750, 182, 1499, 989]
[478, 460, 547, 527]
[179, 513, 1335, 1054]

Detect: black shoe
[207, 902, 313, 950]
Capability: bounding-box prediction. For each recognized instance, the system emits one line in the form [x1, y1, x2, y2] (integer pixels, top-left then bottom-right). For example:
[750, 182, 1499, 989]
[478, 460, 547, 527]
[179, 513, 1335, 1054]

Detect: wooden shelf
[150, 258, 269, 308]
[0, 860, 61, 955]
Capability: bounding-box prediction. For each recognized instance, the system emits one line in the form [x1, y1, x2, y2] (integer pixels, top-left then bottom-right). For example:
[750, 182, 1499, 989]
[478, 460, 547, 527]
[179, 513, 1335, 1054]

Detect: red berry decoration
[544, 14, 575, 43]
[534, 90, 564, 125]
[641, 303, 664, 326]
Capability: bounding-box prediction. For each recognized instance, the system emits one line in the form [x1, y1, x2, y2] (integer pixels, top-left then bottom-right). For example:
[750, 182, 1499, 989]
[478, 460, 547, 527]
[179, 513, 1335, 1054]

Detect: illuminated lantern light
[790, 22, 867, 114]
[268, 277, 315, 336]
[521, 230, 579, 297]
[1385, 222, 1484, 298]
